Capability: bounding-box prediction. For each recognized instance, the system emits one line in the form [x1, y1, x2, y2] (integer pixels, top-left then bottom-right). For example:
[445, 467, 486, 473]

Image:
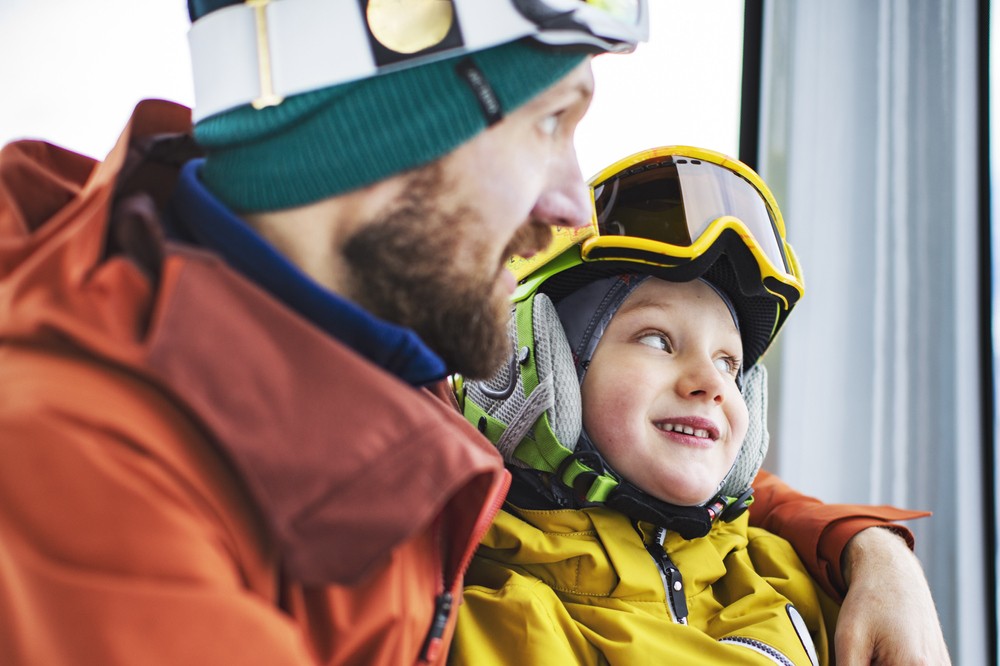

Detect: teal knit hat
[189, 3, 586, 212]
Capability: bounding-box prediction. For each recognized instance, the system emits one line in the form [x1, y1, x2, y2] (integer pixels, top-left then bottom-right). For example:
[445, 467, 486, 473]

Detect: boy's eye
[714, 356, 742, 376]
[538, 114, 559, 136]
[638, 333, 671, 352]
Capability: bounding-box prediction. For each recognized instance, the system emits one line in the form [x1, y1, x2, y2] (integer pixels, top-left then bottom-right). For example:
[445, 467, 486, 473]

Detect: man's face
[342, 60, 596, 378]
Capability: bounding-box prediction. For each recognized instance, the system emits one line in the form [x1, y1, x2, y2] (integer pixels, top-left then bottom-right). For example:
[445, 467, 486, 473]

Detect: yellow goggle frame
[512, 145, 804, 310]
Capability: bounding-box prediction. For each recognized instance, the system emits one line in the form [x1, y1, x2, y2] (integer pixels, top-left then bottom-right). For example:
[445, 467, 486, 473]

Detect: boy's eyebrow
[616, 295, 675, 316]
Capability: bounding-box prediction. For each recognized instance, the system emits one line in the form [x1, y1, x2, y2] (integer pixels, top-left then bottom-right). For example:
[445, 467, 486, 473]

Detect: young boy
[451, 146, 837, 664]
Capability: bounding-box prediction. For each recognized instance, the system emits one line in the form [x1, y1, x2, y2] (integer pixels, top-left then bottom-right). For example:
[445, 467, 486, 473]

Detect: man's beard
[342, 164, 550, 379]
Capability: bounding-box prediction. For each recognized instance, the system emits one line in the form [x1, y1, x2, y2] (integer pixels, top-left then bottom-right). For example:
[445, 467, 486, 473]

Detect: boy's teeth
[661, 423, 710, 438]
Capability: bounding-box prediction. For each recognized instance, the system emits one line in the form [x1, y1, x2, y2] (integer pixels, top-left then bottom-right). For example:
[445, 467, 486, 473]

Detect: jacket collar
[166, 159, 447, 386]
[485, 505, 749, 598]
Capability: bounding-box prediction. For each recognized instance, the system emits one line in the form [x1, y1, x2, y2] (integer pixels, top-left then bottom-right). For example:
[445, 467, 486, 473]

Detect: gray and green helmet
[457, 146, 802, 538]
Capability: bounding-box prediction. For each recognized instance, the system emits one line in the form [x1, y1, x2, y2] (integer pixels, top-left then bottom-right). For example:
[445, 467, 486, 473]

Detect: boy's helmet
[457, 146, 804, 538]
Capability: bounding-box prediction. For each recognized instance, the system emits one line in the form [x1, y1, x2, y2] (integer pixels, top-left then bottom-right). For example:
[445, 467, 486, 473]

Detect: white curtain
[757, 1, 986, 662]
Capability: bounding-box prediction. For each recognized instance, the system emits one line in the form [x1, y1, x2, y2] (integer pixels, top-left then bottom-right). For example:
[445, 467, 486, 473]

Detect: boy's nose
[677, 359, 727, 405]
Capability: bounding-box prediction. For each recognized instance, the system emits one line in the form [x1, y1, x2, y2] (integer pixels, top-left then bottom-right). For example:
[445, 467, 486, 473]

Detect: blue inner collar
[166, 159, 447, 386]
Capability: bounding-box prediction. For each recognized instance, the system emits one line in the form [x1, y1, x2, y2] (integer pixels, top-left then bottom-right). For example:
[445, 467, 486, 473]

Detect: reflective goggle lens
[590, 154, 793, 279]
[583, 0, 646, 28]
[519, 0, 648, 52]
[583, 0, 643, 26]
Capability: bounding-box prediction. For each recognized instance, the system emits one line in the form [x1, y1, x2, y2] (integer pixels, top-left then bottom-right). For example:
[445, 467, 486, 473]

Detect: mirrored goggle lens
[522, 0, 648, 51]
[590, 156, 792, 276]
[583, 0, 646, 28]
[580, 0, 643, 26]
[367, 0, 646, 57]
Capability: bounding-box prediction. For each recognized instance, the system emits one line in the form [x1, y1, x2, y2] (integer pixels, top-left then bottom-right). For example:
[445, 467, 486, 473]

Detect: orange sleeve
[0, 353, 318, 666]
[749, 469, 930, 601]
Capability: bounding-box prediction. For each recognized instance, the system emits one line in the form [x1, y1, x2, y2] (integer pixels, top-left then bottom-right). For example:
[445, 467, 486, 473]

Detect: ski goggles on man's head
[513, 146, 804, 310]
[189, 0, 649, 122]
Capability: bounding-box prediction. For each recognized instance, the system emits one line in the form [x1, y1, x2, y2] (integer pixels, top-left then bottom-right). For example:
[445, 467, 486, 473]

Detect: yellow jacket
[451, 504, 838, 665]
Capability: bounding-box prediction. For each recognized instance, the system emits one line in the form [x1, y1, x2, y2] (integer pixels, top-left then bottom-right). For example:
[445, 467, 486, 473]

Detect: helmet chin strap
[548, 431, 753, 540]
[604, 483, 715, 539]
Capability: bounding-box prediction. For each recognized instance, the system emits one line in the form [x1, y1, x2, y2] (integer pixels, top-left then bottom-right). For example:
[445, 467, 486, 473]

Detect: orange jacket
[0, 100, 925, 664]
[0, 100, 508, 665]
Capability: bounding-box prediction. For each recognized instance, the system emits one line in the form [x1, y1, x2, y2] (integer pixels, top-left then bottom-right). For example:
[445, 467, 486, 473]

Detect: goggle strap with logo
[189, 0, 648, 122]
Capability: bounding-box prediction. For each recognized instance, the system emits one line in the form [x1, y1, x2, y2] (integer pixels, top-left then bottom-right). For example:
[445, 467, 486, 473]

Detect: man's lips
[505, 222, 555, 261]
[499, 228, 554, 293]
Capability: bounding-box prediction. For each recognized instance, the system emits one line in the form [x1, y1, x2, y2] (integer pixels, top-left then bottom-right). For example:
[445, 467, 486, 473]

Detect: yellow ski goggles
[513, 145, 804, 311]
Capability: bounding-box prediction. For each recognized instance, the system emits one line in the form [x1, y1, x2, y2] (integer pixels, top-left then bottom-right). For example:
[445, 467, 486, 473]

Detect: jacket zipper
[719, 637, 797, 666]
[642, 530, 807, 666]
[418, 469, 512, 664]
[645, 527, 688, 625]
[418, 589, 453, 664]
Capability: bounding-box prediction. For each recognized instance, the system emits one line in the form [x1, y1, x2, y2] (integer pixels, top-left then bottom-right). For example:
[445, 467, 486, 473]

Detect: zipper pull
[647, 527, 688, 624]
[661, 557, 689, 624]
[419, 592, 453, 664]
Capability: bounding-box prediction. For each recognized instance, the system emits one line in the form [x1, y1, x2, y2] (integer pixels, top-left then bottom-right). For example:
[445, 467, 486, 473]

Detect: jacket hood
[0, 99, 506, 585]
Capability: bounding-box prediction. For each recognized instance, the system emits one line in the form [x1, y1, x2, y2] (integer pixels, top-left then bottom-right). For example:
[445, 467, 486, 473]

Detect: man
[0, 1, 946, 664]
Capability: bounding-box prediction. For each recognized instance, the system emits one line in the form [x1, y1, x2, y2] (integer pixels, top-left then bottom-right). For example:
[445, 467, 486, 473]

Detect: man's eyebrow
[572, 78, 595, 100]
[551, 73, 594, 104]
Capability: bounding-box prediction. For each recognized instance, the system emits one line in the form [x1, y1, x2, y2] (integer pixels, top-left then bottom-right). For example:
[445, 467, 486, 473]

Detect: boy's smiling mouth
[653, 418, 720, 441]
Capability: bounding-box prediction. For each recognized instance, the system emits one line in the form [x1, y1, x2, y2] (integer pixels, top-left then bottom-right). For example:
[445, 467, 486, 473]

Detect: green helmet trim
[513, 244, 585, 304]
[460, 283, 620, 504]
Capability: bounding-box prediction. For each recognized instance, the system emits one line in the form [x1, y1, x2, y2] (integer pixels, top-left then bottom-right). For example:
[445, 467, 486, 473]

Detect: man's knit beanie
[188, 0, 587, 213]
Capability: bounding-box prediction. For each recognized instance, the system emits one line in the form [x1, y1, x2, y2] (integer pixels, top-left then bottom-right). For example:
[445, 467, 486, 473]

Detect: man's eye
[538, 114, 559, 136]
[638, 334, 670, 351]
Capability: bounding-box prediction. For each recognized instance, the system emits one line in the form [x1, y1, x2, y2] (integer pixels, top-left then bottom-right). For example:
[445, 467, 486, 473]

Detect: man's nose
[529, 147, 592, 229]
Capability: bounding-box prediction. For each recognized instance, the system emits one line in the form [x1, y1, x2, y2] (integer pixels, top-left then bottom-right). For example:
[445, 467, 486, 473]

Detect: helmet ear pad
[716, 363, 770, 500]
[463, 293, 582, 470]
[530, 293, 584, 453]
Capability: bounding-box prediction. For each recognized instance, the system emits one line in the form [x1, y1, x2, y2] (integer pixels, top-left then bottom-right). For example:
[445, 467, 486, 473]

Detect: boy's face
[580, 278, 749, 506]
[341, 59, 596, 378]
